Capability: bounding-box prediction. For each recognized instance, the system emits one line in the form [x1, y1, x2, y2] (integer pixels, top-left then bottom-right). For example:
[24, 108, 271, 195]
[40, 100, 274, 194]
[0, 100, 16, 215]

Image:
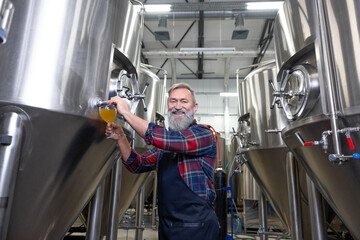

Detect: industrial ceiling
[140, 0, 282, 81]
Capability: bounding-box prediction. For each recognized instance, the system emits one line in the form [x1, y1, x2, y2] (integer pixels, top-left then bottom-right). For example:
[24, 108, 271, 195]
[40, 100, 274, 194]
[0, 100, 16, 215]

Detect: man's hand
[108, 96, 130, 117]
[107, 96, 149, 138]
[105, 123, 124, 140]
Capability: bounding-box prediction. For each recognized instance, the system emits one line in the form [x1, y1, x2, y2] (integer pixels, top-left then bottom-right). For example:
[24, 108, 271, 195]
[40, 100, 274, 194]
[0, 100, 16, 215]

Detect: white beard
[167, 108, 195, 131]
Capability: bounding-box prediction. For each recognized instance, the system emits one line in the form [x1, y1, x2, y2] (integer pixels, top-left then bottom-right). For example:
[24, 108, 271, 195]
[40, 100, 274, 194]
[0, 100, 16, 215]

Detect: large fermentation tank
[237, 61, 312, 238]
[0, 0, 143, 239]
[274, 0, 360, 238]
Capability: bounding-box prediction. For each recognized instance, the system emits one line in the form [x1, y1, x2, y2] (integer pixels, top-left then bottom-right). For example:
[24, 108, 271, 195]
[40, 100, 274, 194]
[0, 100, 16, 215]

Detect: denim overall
[157, 152, 220, 240]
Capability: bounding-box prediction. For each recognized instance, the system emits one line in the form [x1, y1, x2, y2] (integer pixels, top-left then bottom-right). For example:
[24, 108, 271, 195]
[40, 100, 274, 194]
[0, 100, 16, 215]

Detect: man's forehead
[169, 88, 192, 97]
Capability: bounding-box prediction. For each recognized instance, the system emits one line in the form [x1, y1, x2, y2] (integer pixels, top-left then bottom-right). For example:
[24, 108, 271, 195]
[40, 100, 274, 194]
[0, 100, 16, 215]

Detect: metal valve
[328, 153, 360, 164]
[269, 79, 305, 109]
[296, 127, 360, 164]
[117, 70, 149, 114]
[269, 79, 283, 109]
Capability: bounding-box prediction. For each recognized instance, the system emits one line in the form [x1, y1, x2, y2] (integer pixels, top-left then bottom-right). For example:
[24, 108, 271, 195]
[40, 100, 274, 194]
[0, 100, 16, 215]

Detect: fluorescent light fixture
[220, 92, 238, 97]
[144, 4, 171, 13]
[246, 1, 283, 10]
[180, 47, 236, 52]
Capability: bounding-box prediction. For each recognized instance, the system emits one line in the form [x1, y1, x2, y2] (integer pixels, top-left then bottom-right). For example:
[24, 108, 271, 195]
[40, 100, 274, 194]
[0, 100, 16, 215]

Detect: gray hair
[168, 82, 197, 106]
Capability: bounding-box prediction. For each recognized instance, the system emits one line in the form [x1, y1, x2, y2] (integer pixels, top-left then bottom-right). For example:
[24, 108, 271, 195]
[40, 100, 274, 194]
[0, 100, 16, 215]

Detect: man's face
[167, 88, 198, 131]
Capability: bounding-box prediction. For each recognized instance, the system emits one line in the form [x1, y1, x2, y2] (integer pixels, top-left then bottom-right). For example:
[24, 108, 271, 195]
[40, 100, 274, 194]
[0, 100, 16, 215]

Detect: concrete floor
[116, 211, 289, 240]
[117, 230, 289, 240]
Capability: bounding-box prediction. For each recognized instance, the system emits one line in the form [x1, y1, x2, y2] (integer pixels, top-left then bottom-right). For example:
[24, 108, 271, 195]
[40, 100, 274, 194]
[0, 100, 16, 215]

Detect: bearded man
[106, 82, 220, 240]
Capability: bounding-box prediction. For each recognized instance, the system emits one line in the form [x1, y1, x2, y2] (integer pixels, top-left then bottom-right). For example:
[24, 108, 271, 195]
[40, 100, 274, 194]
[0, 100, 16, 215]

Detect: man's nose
[174, 101, 183, 109]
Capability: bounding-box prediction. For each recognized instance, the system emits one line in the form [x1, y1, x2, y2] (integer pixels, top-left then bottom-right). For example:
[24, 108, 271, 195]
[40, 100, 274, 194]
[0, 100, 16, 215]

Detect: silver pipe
[135, 185, 145, 240]
[142, 49, 275, 59]
[0, 111, 25, 240]
[132, 0, 145, 51]
[224, 57, 231, 148]
[258, 191, 268, 240]
[314, 0, 341, 157]
[306, 175, 327, 240]
[87, 179, 105, 240]
[151, 172, 158, 230]
[145, 10, 278, 21]
[235, 60, 275, 73]
[286, 152, 303, 240]
[106, 156, 122, 240]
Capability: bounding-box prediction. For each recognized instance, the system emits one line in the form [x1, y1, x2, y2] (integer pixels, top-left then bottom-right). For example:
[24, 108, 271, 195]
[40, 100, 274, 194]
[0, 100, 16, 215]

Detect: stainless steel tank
[236, 61, 312, 238]
[0, 0, 143, 239]
[227, 136, 260, 202]
[274, 0, 360, 238]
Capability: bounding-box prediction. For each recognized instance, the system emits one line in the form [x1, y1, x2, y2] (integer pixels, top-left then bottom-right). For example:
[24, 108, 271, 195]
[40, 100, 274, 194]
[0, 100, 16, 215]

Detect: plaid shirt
[122, 120, 217, 202]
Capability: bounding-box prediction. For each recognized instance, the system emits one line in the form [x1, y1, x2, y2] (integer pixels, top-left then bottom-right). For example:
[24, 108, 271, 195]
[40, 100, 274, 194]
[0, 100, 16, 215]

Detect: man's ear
[193, 103, 198, 113]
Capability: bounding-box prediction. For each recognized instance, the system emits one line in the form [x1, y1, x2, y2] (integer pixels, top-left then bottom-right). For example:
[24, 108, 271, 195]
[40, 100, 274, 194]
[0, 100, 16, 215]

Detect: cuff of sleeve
[145, 122, 156, 145]
[122, 149, 138, 166]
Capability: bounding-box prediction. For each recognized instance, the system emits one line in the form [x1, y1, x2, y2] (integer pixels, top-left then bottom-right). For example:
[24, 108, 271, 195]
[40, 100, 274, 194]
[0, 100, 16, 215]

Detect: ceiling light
[144, 4, 171, 13]
[246, 1, 283, 10]
[220, 92, 238, 97]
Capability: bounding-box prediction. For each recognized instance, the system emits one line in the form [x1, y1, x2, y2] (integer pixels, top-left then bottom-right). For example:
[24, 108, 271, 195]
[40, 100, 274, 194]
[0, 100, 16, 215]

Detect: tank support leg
[306, 176, 327, 240]
[286, 152, 303, 240]
[258, 191, 268, 240]
[106, 157, 122, 240]
[135, 184, 145, 240]
[87, 178, 105, 240]
[0, 112, 25, 239]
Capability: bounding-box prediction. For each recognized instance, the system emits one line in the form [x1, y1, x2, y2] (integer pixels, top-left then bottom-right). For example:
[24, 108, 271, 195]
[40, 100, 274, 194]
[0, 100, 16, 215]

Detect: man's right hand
[108, 96, 130, 117]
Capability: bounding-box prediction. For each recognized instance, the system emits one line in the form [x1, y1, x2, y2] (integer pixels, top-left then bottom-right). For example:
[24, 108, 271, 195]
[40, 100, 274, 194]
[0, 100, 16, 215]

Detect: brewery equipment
[273, 0, 360, 238]
[0, 0, 145, 239]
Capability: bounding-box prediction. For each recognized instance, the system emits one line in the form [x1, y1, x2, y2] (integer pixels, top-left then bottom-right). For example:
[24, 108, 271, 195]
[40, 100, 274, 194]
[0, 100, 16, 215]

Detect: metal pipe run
[314, 0, 342, 162]
[142, 49, 275, 59]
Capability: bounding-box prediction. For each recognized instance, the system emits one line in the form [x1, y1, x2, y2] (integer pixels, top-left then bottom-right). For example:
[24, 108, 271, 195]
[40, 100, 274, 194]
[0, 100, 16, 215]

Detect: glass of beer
[99, 104, 117, 138]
